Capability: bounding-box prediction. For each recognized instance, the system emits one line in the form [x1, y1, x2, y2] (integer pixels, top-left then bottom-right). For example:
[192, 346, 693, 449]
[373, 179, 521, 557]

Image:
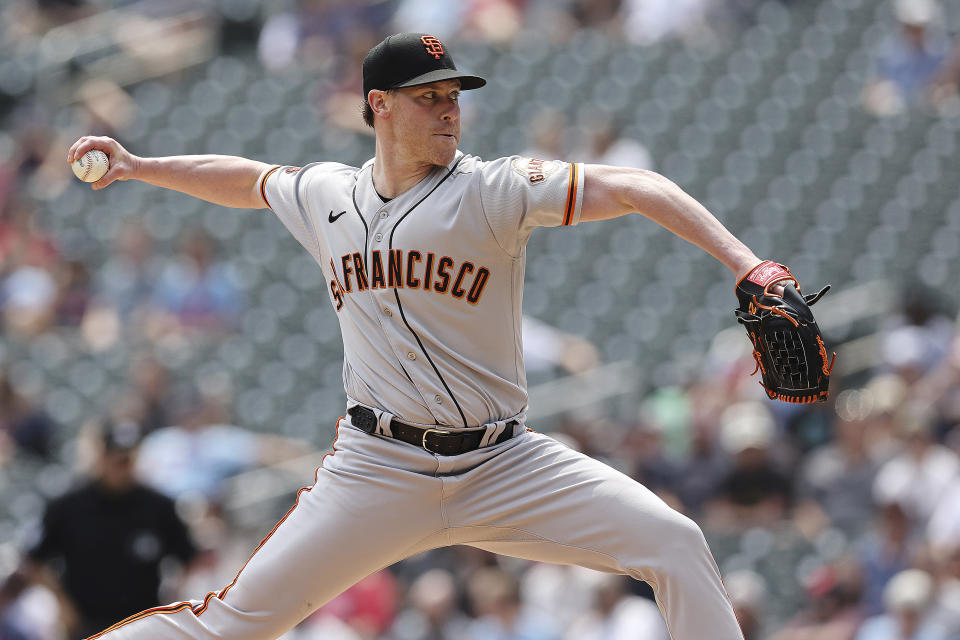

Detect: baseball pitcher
[68, 32, 831, 640]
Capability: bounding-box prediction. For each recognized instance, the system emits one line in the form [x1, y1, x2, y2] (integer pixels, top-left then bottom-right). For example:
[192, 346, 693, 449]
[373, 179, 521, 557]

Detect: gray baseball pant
[86, 417, 744, 640]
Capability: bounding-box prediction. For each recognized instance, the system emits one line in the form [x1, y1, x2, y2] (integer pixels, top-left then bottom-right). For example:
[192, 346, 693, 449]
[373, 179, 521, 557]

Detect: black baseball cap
[362, 33, 486, 99]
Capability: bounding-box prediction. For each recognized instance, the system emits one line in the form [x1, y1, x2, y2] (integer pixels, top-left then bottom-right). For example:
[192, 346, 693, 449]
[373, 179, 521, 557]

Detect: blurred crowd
[4, 295, 960, 640]
[863, 0, 960, 117]
[1, 0, 960, 639]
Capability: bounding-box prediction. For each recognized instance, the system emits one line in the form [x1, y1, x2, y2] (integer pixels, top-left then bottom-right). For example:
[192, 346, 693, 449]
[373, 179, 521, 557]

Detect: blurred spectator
[706, 402, 793, 530]
[7, 420, 197, 639]
[519, 564, 599, 632]
[928, 475, 960, 551]
[927, 545, 960, 636]
[135, 393, 308, 503]
[521, 314, 600, 378]
[623, 420, 681, 505]
[0, 200, 57, 272]
[0, 261, 57, 337]
[392, 0, 525, 43]
[465, 1, 526, 44]
[725, 569, 769, 640]
[257, 0, 393, 71]
[619, 0, 711, 45]
[863, 0, 952, 116]
[466, 567, 560, 640]
[8, 120, 48, 182]
[0, 369, 56, 461]
[389, 568, 471, 640]
[8, 116, 73, 202]
[0, 202, 60, 338]
[323, 28, 384, 132]
[637, 386, 693, 463]
[770, 561, 865, 640]
[302, 569, 398, 638]
[931, 39, 960, 111]
[150, 227, 244, 335]
[134, 394, 259, 502]
[82, 221, 160, 349]
[391, 0, 469, 38]
[93, 221, 161, 323]
[563, 574, 668, 640]
[858, 376, 910, 459]
[74, 78, 134, 139]
[0, 138, 15, 215]
[565, 0, 621, 30]
[0, 572, 60, 640]
[855, 569, 948, 640]
[674, 418, 730, 516]
[798, 417, 884, 537]
[54, 260, 91, 328]
[858, 502, 920, 616]
[522, 110, 568, 161]
[574, 112, 652, 171]
[878, 285, 955, 383]
[919, 334, 960, 441]
[872, 402, 958, 525]
[7, 0, 95, 36]
[126, 354, 174, 435]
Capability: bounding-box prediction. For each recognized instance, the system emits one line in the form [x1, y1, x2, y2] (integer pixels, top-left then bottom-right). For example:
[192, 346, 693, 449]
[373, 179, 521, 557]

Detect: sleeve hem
[562, 162, 584, 226]
[258, 165, 282, 210]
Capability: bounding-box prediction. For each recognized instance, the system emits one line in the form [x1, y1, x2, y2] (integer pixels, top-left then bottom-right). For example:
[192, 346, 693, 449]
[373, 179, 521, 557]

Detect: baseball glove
[735, 261, 835, 403]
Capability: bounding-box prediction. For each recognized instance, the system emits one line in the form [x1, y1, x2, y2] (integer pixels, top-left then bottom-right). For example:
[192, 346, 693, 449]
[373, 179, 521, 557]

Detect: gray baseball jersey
[259, 151, 583, 428]
[88, 151, 744, 640]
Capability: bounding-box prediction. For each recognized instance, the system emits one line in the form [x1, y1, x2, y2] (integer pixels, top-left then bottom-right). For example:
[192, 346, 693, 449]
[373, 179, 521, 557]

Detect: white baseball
[72, 149, 110, 183]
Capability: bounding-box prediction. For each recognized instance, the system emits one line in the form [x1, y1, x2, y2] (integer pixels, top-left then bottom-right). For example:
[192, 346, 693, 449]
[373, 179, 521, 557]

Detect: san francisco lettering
[331, 250, 490, 308]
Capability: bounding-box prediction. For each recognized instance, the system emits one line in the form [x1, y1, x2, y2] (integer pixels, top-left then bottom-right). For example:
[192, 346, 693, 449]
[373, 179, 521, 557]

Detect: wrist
[728, 254, 764, 281]
[130, 154, 148, 180]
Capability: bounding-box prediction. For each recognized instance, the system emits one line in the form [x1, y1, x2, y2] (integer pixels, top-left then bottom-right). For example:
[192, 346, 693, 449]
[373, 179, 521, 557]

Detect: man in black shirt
[707, 402, 793, 530]
[13, 420, 197, 639]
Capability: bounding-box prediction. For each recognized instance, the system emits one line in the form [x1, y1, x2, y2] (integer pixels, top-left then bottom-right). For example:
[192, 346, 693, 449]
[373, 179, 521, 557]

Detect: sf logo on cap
[421, 35, 445, 59]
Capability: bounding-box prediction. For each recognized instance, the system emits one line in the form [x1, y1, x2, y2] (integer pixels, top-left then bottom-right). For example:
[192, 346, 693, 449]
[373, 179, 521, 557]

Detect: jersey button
[434, 395, 442, 404]
[383, 308, 392, 317]
[380, 211, 388, 219]
[375, 233, 383, 242]
[407, 352, 417, 360]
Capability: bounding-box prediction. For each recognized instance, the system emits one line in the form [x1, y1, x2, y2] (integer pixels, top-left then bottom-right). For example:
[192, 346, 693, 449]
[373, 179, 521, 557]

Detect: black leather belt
[347, 406, 517, 456]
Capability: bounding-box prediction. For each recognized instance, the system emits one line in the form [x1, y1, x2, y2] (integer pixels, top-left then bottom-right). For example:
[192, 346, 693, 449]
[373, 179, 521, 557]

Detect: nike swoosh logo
[328, 210, 347, 223]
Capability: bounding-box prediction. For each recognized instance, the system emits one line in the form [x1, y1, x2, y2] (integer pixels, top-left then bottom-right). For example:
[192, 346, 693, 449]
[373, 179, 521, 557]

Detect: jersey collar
[363, 150, 465, 200]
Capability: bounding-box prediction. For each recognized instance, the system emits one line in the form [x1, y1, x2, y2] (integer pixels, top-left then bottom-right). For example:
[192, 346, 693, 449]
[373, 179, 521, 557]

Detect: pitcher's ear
[368, 90, 391, 120]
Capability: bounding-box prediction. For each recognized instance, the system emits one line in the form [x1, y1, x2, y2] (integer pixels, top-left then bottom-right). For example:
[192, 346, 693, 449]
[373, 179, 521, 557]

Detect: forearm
[135, 155, 271, 209]
[583, 165, 760, 277]
[632, 170, 758, 277]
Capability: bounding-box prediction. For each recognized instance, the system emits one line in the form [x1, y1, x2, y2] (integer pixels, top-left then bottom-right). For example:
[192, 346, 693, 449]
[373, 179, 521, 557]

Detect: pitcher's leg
[86, 425, 446, 640]
[447, 432, 743, 640]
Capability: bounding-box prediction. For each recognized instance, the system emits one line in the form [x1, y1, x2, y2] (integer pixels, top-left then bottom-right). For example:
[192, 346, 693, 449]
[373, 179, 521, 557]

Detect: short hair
[362, 101, 374, 128]
[361, 89, 396, 128]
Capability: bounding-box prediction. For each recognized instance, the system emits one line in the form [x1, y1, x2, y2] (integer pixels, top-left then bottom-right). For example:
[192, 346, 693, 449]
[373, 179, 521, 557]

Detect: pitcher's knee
[666, 512, 710, 554]
[637, 511, 714, 580]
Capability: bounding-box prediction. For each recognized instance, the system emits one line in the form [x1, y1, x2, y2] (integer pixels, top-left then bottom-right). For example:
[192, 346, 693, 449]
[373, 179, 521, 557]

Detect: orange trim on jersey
[191, 590, 219, 617]
[84, 601, 195, 639]
[562, 163, 578, 226]
[259, 165, 282, 210]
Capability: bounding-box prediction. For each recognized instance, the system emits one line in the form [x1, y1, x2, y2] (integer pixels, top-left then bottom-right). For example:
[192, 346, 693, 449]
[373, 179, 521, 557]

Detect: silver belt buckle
[422, 428, 452, 452]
